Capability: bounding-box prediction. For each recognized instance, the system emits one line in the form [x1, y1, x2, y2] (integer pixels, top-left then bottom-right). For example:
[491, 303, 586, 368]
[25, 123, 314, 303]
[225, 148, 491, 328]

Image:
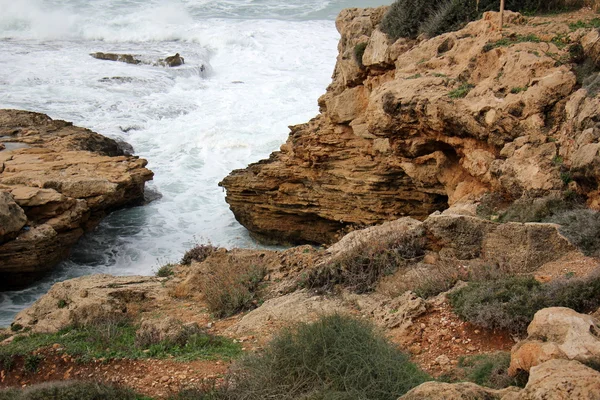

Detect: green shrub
[498, 195, 573, 223]
[544, 208, 600, 256]
[23, 354, 42, 373]
[380, 0, 582, 41]
[223, 314, 430, 400]
[449, 273, 600, 333]
[155, 263, 175, 277]
[354, 42, 368, 68]
[448, 83, 474, 98]
[305, 230, 425, 294]
[200, 263, 267, 318]
[181, 244, 218, 265]
[448, 352, 522, 389]
[0, 381, 146, 400]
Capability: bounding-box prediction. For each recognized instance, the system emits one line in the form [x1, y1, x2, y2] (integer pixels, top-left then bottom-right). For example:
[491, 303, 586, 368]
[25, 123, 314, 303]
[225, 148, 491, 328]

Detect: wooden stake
[499, 0, 505, 31]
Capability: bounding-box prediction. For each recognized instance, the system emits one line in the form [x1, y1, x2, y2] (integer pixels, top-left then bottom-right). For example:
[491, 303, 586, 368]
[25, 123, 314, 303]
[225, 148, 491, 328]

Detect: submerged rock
[0, 110, 153, 289]
[91, 52, 186, 68]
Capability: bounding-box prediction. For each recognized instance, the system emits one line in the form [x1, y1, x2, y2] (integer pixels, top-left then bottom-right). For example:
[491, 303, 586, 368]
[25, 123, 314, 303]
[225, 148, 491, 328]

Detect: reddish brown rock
[0, 110, 153, 289]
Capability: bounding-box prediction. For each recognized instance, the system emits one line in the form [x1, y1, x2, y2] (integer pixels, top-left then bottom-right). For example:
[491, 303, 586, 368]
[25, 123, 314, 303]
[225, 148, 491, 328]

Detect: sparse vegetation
[406, 73, 422, 79]
[0, 318, 240, 369]
[381, 0, 581, 41]
[23, 354, 42, 373]
[448, 83, 474, 98]
[0, 381, 149, 400]
[354, 42, 368, 68]
[181, 244, 218, 265]
[545, 208, 600, 256]
[569, 18, 600, 30]
[57, 299, 67, 309]
[449, 272, 600, 333]
[510, 86, 528, 94]
[442, 352, 524, 389]
[220, 314, 430, 400]
[483, 34, 541, 52]
[155, 263, 175, 277]
[304, 230, 425, 294]
[199, 262, 267, 317]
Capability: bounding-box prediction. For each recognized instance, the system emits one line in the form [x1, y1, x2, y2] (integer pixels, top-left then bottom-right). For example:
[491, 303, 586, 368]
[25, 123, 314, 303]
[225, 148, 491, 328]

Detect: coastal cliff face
[0, 110, 153, 289]
[221, 8, 600, 244]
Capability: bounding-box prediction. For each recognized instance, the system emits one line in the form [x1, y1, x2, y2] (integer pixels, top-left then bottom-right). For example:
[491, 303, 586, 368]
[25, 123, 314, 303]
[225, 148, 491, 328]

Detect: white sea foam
[0, 0, 391, 326]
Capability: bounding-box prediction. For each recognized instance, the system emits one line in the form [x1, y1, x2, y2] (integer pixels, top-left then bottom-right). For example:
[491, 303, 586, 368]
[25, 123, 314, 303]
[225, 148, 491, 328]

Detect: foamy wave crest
[0, 0, 80, 40]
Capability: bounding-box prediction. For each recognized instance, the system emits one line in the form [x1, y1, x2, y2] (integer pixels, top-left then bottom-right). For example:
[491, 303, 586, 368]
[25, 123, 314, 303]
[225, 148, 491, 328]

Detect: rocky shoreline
[0, 110, 153, 289]
[3, 5, 600, 400]
[221, 8, 600, 245]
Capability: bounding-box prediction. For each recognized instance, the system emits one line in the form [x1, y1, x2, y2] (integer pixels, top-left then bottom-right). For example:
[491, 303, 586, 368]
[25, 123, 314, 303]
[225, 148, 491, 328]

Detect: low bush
[199, 262, 266, 318]
[441, 352, 523, 389]
[449, 272, 600, 333]
[222, 314, 430, 400]
[0, 381, 147, 400]
[304, 230, 426, 294]
[181, 244, 218, 266]
[155, 263, 175, 277]
[380, 0, 583, 41]
[545, 208, 600, 256]
[448, 83, 474, 98]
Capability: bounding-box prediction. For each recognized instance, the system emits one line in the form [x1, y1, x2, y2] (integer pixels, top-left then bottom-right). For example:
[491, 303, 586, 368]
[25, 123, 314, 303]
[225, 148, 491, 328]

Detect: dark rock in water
[119, 125, 142, 133]
[0, 143, 4, 151]
[163, 53, 185, 67]
[99, 77, 135, 83]
[91, 52, 142, 65]
[143, 187, 163, 204]
[115, 139, 135, 156]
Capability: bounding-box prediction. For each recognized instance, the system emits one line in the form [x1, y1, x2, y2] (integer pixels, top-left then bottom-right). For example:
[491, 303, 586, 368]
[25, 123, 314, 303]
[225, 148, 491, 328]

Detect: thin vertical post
[499, 0, 505, 31]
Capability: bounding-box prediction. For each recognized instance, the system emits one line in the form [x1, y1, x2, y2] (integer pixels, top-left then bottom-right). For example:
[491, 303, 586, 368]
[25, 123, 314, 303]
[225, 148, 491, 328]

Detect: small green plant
[433, 73, 449, 78]
[156, 263, 175, 277]
[449, 83, 475, 98]
[483, 34, 541, 52]
[222, 314, 430, 399]
[24, 354, 43, 373]
[569, 18, 600, 31]
[57, 299, 67, 309]
[510, 86, 528, 94]
[354, 42, 368, 68]
[553, 155, 564, 164]
[560, 171, 572, 185]
[10, 324, 22, 332]
[442, 352, 523, 389]
[406, 73, 422, 79]
[181, 244, 217, 265]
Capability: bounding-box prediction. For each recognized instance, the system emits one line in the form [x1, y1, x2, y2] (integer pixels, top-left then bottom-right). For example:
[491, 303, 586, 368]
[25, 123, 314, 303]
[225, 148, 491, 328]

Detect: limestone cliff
[221, 8, 600, 244]
[0, 110, 153, 289]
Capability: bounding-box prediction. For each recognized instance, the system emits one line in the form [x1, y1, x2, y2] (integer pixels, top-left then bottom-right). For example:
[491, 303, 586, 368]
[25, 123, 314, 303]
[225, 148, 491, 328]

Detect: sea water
[0, 0, 391, 326]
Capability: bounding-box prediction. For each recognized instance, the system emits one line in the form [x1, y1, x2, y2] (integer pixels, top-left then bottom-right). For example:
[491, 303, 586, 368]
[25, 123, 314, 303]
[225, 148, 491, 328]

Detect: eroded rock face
[220, 9, 600, 244]
[0, 110, 153, 289]
[509, 307, 600, 375]
[90, 52, 185, 68]
[12, 275, 165, 333]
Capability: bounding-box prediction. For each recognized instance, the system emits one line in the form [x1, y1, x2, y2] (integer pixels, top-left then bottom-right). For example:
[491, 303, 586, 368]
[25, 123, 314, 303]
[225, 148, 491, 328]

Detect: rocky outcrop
[508, 307, 600, 376]
[90, 52, 185, 68]
[399, 381, 519, 399]
[0, 110, 153, 289]
[12, 274, 165, 333]
[221, 8, 600, 244]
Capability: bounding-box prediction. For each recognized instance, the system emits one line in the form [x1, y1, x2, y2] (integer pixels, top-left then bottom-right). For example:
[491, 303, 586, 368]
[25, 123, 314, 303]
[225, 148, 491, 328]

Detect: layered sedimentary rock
[0, 110, 153, 289]
[221, 8, 600, 244]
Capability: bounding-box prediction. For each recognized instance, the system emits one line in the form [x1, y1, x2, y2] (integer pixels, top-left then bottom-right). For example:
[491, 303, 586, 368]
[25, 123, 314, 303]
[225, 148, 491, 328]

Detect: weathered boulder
[0, 110, 153, 289]
[398, 382, 520, 399]
[12, 274, 165, 333]
[509, 307, 600, 375]
[91, 52, 185, 68]
[135, 317, 200, 347]
[506, 359, 600, 400]
[162, 53, 184, 67]
[220, 8, 600, 244]
[0, 191, 26, 244]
